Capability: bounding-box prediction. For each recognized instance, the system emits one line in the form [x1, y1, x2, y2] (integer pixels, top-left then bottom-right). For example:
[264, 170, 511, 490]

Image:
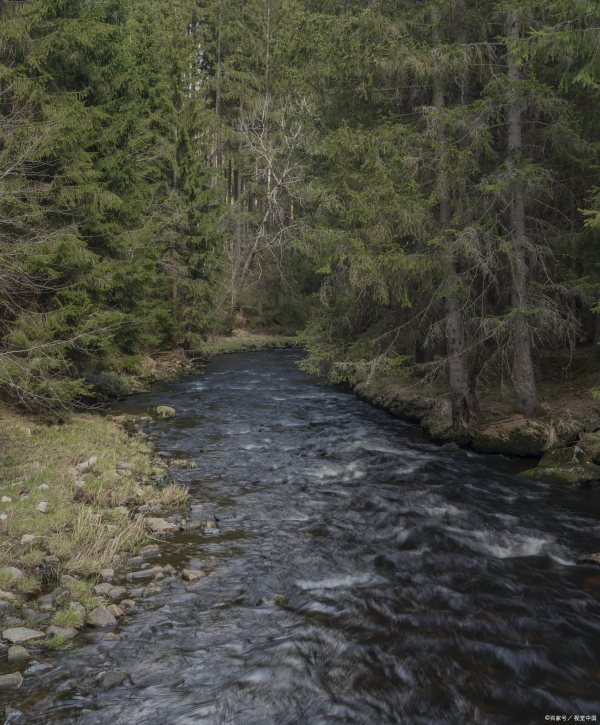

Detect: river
[7, 350, 600, 723]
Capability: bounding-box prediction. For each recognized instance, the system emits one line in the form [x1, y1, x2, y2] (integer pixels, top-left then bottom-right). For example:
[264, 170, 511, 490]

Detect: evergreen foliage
[0, 0, 598, 418]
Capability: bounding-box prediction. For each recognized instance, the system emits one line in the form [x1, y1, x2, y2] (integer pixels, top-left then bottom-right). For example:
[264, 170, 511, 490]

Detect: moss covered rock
[472, 416, 581, 457]
[578, 432, 600, 465]
[519, 445, 600, 485]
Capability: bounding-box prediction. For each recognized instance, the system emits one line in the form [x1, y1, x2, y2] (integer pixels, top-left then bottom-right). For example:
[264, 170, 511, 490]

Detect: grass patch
[159, 484, 189, 508]
[195, 332, 298, 357]
[0, 409, 160, 593]
[45, 633, 70, 650]
[51, 606, 84, 629]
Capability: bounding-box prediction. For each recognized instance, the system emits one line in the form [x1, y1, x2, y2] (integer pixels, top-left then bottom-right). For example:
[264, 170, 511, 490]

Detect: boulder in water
[519, 446, 600, 485]
[154, 406, 176, 420]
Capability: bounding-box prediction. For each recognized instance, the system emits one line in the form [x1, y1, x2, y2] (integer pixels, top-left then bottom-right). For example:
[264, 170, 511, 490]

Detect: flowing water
[4, 350, 600, 723]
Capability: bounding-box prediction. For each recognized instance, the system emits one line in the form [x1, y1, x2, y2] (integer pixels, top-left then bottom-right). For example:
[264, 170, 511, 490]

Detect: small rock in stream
[97, 668, 130, 689]
[0, 673, 23, 689]
[145, 518, 179, 534]
[181, 569, 205, 583]
[7, 646, 30, 662]
[126, 566, 164, 581]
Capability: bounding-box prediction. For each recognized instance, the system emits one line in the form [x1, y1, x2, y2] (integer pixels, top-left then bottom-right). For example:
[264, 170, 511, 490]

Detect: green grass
[0, 409, 187, 597]
[51, 607, 84, 629]
[195, 332, 298, 357]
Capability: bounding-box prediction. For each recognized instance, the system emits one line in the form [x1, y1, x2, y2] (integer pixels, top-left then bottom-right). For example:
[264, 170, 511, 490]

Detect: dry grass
[0, 409, 187, 595]
[197, 331, 298, 357]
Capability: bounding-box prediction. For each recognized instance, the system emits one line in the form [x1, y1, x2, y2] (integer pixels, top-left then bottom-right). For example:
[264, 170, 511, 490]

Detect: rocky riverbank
[0, 408, 199, 693]
[354, 373, 600, 486]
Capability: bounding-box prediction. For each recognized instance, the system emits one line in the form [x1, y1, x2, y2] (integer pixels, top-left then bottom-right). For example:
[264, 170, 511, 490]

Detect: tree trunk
[432, 12, 477, 431]
[506, 11, 539, 417]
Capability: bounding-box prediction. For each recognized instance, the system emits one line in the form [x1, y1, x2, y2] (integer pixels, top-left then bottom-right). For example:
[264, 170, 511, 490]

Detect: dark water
[5, 350, 600, 723]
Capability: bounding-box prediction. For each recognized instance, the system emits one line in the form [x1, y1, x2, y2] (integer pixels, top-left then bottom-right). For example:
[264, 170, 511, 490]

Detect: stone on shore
[145, 518, 179, 534]
[107, 604, 124, 619]
[0, 672, 23, 689]
[85, 606, 117, 627]
[2, 628, 45, 644]
[7, 646, 29, 663]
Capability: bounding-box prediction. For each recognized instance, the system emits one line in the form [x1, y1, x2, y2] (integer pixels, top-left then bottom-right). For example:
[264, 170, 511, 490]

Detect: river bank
[353, 351, 600, 485]
[0, 333, 297, 691]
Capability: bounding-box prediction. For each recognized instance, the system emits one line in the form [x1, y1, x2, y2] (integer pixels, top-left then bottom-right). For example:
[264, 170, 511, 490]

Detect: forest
[1, 0, 599, 429]
[1, 1, 600, 718]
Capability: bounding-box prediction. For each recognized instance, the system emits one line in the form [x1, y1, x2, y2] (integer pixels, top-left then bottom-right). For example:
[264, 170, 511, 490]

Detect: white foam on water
[343, 438, 406, 455]
[296, 572, 380, 590]
[308, 461, 366, 481]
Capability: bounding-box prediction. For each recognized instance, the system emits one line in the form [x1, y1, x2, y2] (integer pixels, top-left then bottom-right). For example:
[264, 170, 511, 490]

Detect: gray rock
[97, 668, 129, 689]
[155, 405, 176, 420]
[76, 456, 98, 472]
[7, 646, 29, 662]
[37, 594, 56, 612]
[85, 606, 117, 627]
[0, 590, 17, 603]
[578, 552, 600, 566]
[107, 604, 124, 619]
[108, 586, 127, 601]
[181, 569, 205, 583]
[5, 567, 23, 580]
[4, 706, 25, 722]
[100, 568, 115, 581]
[145, 518, 179, 534]
[2, 627, 45, 644]
[0, 672, 23, 689]
[93, 582, 114, 596]
[126, 566, 164, 581]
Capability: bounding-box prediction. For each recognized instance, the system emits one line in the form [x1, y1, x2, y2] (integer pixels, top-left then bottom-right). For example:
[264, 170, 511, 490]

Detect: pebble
[36, 501, 48, 513]
[100, 568, 115, 581]
[120, 599, 136, 609]
[1, 496, 12, 503]
[20, 535, 34, 546]
[6, 567, 23, 579]
[0, 591, 17, 603]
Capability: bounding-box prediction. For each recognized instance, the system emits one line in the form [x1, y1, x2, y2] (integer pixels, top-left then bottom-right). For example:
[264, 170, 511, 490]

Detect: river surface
[5, 350, 600, 723]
